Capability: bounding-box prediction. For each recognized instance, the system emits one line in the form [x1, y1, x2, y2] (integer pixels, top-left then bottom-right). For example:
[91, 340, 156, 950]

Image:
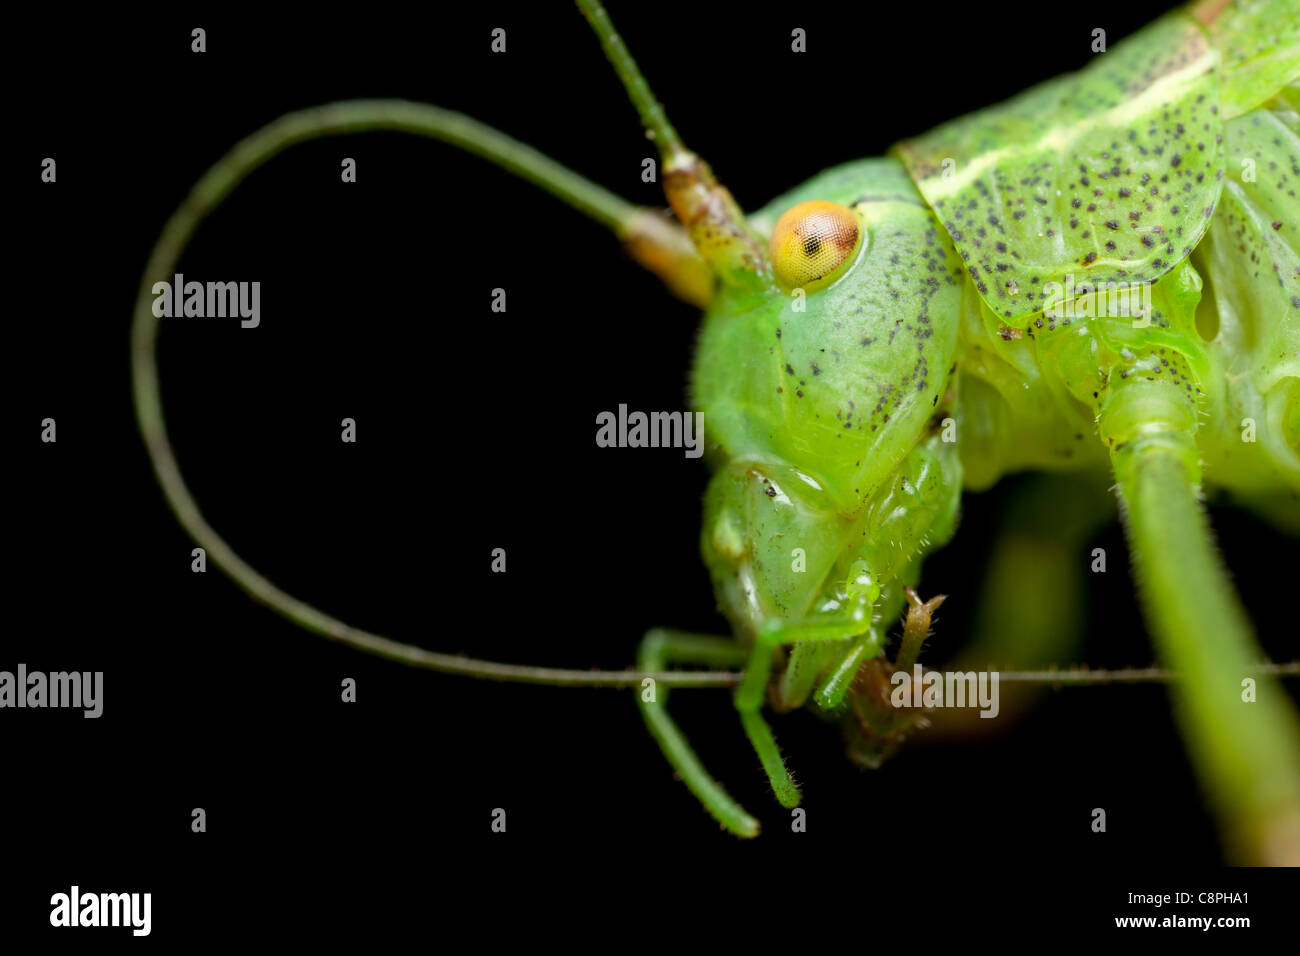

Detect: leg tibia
[635, 629, 757, 837]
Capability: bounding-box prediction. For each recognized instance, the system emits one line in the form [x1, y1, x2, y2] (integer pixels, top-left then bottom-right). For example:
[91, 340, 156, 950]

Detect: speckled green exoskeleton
[132, 0, 1300, 862]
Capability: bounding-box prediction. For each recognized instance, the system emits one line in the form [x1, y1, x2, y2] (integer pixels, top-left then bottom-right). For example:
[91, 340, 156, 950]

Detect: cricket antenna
[577, 0, 773, 291]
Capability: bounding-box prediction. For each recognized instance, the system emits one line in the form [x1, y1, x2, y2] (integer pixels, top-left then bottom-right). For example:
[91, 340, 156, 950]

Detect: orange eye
[769, 200, 862, 291]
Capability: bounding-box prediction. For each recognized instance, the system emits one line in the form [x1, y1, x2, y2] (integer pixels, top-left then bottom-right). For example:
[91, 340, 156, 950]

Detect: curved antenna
[131, 104, 1300, 694]
[131, 100, 725, 688]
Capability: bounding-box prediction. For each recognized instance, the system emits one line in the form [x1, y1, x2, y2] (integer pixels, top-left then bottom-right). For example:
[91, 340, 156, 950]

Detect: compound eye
[769, 200, 862, 292]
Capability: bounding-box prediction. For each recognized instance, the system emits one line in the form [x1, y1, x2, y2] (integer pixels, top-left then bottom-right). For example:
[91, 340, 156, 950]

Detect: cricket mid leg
[635, 628, 759, 837]
[926, 472, 1113, 739]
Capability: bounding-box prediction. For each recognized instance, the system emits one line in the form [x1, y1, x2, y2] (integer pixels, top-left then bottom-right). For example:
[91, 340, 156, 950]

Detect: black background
[7, 0, 1298, 940]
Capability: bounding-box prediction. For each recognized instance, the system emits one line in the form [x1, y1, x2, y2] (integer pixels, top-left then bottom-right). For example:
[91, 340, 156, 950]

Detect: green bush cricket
[131, 0, 1300, 862]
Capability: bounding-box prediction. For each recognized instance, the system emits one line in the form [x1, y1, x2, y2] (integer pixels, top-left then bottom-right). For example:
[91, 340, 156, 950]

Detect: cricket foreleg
[775, 640, 838, 712]
[635, 629, 758, 837]
[736, 589, 880, 711]
[732, 589, 882, 808]
[809, 583, 911, 712]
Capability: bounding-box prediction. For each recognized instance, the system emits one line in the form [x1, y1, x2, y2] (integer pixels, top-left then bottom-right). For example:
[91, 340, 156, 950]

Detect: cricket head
[582, 3, 965, 656]
[690, 157, 968, 652]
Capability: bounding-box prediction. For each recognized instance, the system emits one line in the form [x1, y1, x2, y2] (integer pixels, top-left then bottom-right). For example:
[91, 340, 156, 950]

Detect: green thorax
[689, 1, 1300, 636]
[888, 1, 1300, 493]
